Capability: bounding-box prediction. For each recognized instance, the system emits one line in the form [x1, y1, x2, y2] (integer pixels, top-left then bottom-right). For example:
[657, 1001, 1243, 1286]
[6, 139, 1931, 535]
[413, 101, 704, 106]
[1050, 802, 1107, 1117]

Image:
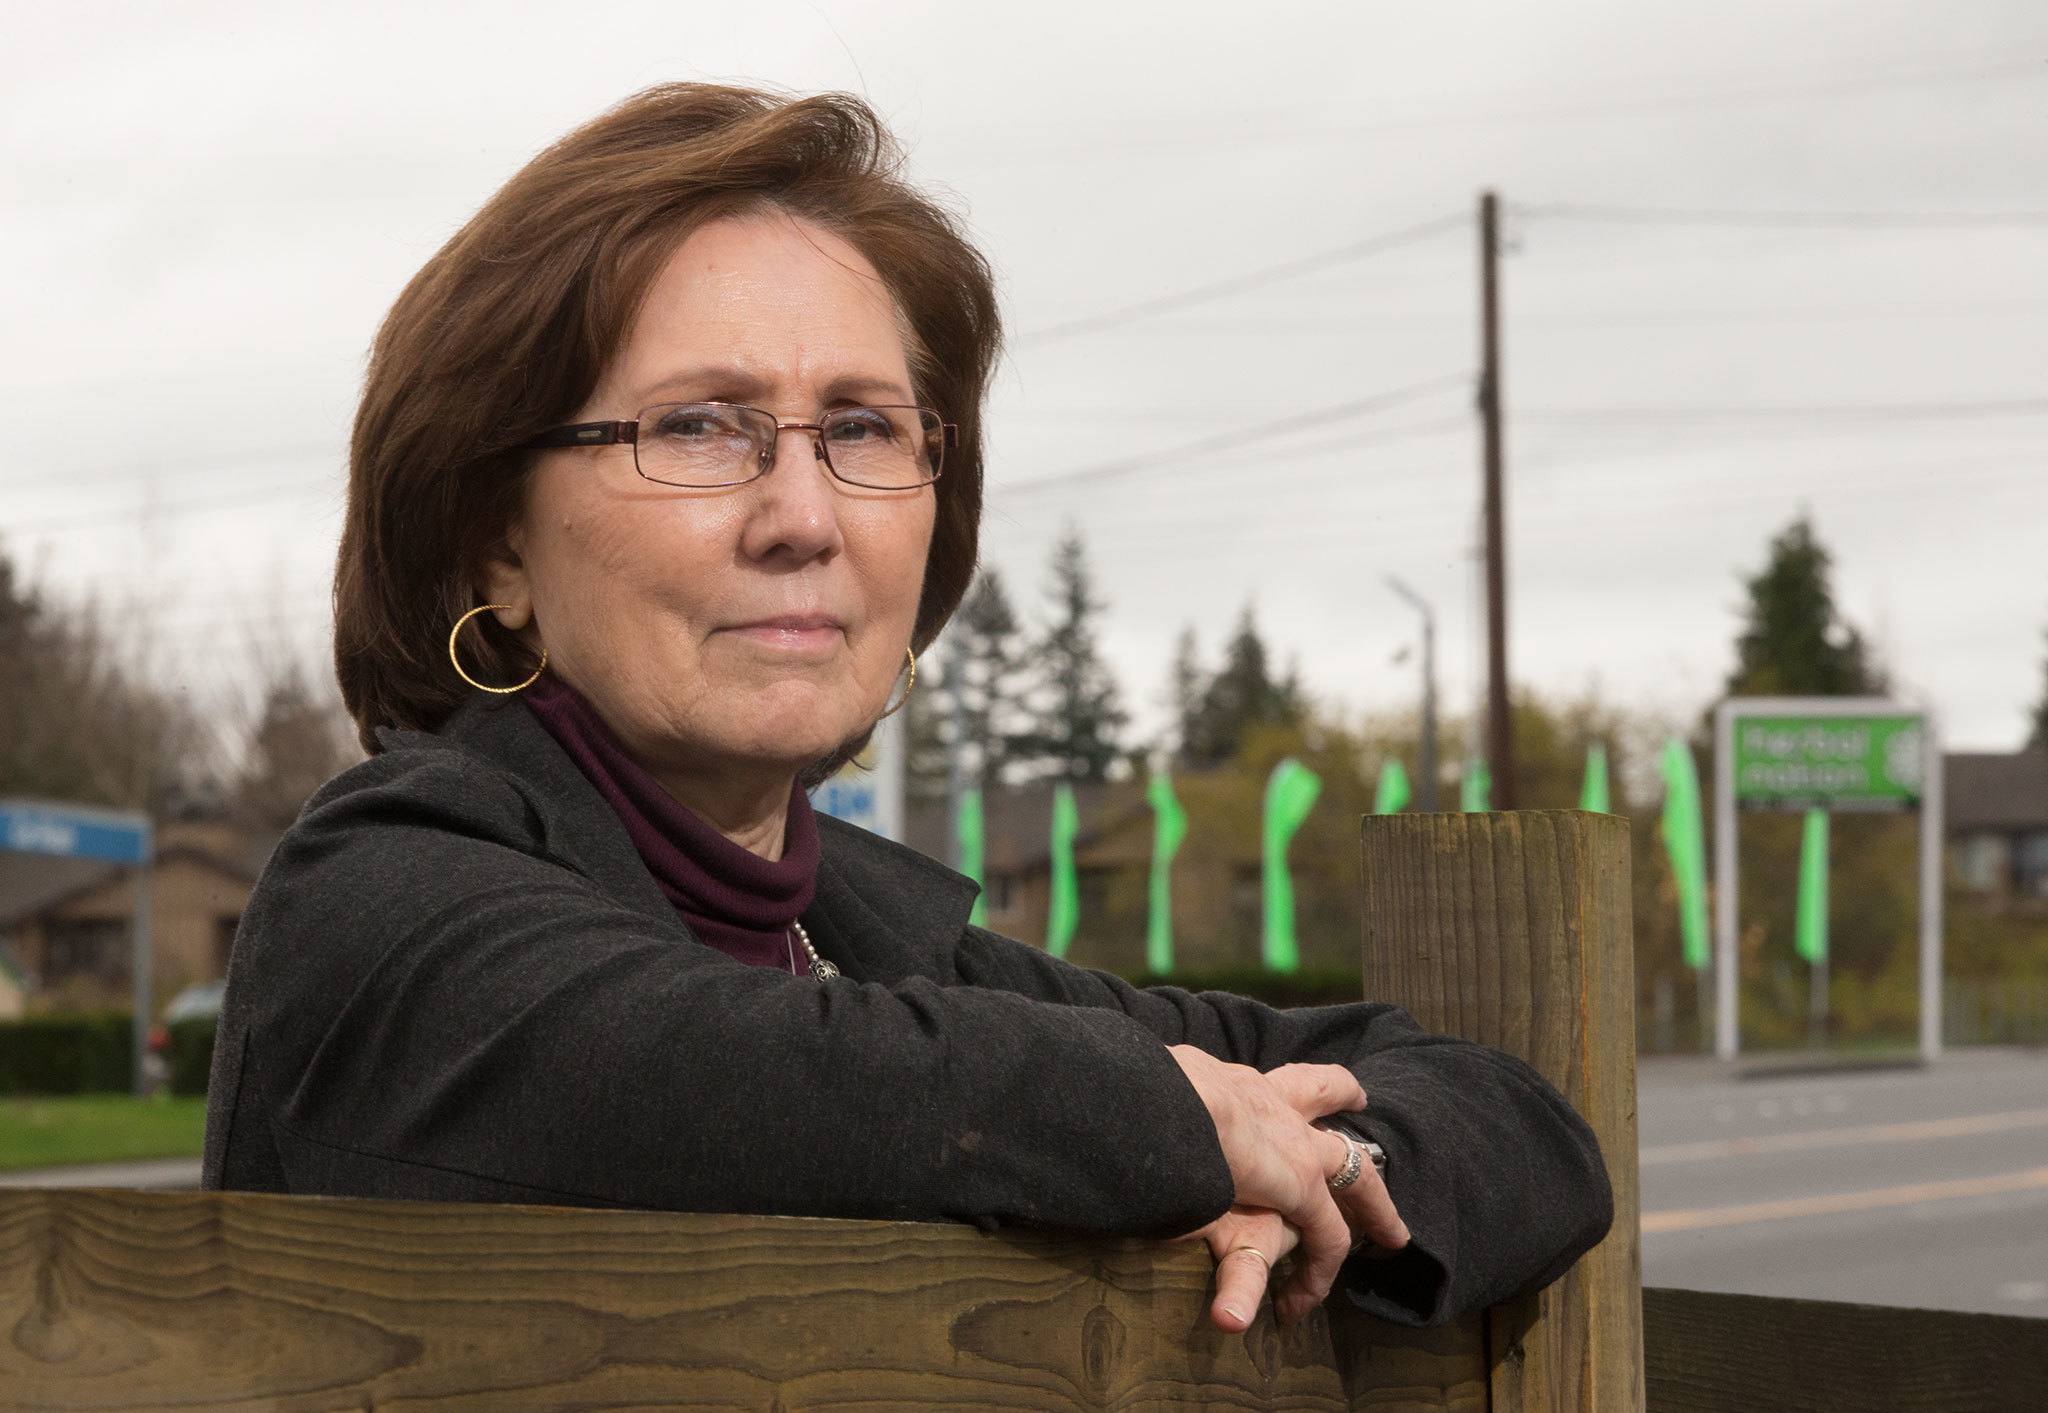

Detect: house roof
[1946, 749, 2048, 833]
[0, 820, 282, 930]
[0, 852, 127, 931]
[156, 825, 280, 883]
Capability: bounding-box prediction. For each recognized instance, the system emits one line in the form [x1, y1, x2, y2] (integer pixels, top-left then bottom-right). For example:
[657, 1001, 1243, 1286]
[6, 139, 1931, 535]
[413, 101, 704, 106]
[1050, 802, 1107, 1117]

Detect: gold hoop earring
[877, 647, 916, 720]
[448, 603, 546, 695]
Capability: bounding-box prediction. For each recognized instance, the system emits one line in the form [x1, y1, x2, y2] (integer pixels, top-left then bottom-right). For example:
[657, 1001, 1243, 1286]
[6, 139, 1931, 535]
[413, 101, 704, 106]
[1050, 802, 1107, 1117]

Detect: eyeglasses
[519, 402, 956, 490]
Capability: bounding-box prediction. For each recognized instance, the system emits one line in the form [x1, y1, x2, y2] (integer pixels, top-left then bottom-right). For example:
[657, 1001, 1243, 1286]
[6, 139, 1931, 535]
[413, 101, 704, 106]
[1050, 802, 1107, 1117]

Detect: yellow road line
[1641, 1106, 2048, 1166]
[1643, 1165, 2048, 1234]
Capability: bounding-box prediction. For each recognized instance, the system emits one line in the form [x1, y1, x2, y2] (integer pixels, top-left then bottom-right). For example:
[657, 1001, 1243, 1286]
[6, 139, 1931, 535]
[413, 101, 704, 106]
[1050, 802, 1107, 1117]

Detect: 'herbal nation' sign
[1732, 713, 1925, 811]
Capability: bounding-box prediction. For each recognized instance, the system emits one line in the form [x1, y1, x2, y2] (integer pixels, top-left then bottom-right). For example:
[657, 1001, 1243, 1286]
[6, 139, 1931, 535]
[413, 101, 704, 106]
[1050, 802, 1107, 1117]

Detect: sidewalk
[0, 1157, 202, 1189]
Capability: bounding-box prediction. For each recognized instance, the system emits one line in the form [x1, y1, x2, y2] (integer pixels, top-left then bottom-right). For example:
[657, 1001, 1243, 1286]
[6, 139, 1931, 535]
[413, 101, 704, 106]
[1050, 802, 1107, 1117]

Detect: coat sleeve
[224, 752, 1235, 1240]
[949, 926, 1616, 1327]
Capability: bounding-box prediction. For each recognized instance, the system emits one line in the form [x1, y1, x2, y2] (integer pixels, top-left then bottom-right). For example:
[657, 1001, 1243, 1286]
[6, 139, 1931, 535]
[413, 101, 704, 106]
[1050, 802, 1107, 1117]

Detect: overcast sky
[4, 1, 2045, 761]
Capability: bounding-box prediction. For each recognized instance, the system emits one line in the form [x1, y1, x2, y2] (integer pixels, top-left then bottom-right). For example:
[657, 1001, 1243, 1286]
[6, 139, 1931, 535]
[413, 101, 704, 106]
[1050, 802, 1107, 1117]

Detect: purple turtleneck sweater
[521, 672, 820, 975]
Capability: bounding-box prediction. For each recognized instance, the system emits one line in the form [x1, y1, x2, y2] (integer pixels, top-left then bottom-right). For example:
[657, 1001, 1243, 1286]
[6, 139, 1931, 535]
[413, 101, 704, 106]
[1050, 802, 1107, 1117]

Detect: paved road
[1639, 1046, 2048, 1316]
[0, 1157, 201, 1189]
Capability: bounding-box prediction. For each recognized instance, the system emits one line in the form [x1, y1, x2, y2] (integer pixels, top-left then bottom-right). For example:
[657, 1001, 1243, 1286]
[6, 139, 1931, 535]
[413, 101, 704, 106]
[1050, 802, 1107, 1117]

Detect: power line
[1511, 297, 2048, 329]
[107, 450, 2048, 644]
[991, 377, 1473, 497]
[1038, 451, 2044, 562]
[1041, 297, 2048, 336]
[986, 418, 1471, 531]
[9, 385, 1466, 534]
[1519, 398, 2048, 425]
[0, 443, 342, 491]
[1518, 202, 2048, 230]
[4, 481, 343, 534]
[1014, 214, 1468, 346]
[15, 392, 1464, 531]
[1513, 417, 2048, 479]
[948, 57, 2043, 169]
[988, 413, 2046, 543]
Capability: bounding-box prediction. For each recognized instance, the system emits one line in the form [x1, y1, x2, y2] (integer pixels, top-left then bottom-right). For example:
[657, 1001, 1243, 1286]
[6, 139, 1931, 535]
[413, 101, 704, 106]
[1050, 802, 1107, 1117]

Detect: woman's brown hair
[335, 83, 1001, 769]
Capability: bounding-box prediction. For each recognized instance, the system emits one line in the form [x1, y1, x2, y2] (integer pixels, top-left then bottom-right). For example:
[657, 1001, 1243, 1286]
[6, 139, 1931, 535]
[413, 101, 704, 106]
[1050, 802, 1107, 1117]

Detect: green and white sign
[1712, 696, 1944, 1066]
[1732, 713, 1925, 811]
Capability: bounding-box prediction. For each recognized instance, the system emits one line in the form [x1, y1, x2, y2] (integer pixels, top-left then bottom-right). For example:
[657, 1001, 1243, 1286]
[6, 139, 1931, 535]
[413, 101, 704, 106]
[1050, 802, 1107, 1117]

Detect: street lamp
[1385, 576, 1439, 812]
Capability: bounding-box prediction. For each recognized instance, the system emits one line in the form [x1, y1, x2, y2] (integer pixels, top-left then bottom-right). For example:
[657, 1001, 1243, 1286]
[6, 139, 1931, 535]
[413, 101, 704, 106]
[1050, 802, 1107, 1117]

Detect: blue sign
[812, 776, 880, 833]
[0, 800, 151, 865]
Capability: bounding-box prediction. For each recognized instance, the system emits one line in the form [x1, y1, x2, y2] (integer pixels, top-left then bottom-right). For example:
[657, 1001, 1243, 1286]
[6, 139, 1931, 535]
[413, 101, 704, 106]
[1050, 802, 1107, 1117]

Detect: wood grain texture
[1360, 810, 1644, 1413]
[1, 1187, 1488, 1410]
[1643, 1285, 2048, 1412]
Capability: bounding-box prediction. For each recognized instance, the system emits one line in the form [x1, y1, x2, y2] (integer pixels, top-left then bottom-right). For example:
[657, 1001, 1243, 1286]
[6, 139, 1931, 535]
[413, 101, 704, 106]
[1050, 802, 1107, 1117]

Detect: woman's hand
[1186, 1204, 1296, 1332]
[1168, 1047, 1371, 1327]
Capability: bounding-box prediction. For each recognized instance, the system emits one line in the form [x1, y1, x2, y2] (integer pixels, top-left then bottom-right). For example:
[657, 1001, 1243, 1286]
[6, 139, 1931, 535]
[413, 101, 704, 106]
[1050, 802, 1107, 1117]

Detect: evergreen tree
[905, 570, 1026, 802]
[1167, 626, 1204, 765]
[1181, 603, 1303, 767]
[2029, 621, 2048, 751]
[1725, 513, 1886, 698]
[954, 569, 1027, 786]
[0, 548, 58, 794]
[1015, 532, 1127, 783]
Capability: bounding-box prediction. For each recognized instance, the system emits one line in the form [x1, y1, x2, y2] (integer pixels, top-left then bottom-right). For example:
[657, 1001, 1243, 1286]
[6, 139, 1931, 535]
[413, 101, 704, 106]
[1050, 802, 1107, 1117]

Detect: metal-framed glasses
[519, 402, 955, 490]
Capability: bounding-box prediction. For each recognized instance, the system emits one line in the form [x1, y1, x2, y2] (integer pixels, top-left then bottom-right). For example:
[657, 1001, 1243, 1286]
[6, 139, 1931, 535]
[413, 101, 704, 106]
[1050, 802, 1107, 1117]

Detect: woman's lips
[721, 617, 846, 655]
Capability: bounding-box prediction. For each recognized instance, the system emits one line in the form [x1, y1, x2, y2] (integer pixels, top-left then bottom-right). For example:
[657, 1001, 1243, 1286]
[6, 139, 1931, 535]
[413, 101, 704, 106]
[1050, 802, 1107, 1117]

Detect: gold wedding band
[1226, 1245, 1274, 1274]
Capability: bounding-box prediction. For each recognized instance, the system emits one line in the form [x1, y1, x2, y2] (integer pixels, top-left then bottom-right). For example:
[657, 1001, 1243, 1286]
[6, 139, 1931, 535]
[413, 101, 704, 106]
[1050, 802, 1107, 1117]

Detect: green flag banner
[1461, 756, 1492, 813]
[1372, 758, 1412, 815]
[1262, 757, 1323, 973]
[1581, 743, 1611, 814]
[1146, 771, 1188, 975]
[957, 787, 986, 927]
[1046, 782, 1080, 958]
[1796, 807, 1829, 966]
[1658, 738, 1711, 971]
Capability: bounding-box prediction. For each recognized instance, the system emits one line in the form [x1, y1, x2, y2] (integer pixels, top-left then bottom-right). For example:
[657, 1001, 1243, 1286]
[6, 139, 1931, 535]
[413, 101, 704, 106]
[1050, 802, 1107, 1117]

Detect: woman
[202, 83, 1612, 1335]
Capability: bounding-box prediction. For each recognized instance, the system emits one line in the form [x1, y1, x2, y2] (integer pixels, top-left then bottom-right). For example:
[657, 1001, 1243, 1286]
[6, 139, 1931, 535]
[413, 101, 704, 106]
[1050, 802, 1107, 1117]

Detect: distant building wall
[4, 821, 266, 1013]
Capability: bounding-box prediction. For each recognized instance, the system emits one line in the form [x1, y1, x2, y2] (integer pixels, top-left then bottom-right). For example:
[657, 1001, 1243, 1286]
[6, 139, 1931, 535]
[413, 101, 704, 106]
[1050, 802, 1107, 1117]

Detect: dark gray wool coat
[202, 692, 1614, 1328]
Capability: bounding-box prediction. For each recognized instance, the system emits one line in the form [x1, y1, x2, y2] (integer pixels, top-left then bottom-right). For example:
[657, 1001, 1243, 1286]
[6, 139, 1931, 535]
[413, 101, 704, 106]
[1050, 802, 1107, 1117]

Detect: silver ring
[1327, 1132, 1365, 1192]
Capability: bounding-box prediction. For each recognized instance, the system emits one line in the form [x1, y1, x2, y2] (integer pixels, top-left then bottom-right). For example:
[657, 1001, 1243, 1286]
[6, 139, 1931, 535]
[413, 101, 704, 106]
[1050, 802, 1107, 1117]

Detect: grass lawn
[0, 1094, 209, 1173]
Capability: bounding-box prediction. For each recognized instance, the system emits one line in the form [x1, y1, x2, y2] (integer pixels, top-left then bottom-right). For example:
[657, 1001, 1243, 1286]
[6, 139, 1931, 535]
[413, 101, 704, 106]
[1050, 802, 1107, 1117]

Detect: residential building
[0, 820, 277, 1018]
[1946, 748, 2048, 906]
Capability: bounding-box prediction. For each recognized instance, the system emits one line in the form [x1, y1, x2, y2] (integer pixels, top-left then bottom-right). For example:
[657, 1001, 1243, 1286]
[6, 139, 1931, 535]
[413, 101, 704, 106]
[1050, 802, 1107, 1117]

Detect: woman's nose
[740, 425, 843, 560]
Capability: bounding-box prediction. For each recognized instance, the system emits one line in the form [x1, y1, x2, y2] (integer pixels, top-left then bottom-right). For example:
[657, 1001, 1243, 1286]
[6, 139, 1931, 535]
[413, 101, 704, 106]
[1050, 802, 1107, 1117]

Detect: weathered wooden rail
[1641, 1286, 2048, 1411]
[4, 811, 2041, 1409]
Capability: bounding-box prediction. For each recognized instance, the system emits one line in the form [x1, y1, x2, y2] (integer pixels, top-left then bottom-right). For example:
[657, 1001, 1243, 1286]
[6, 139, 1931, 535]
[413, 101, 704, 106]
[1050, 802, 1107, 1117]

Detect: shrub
[166, 1017, 217, 1097]
[0, 1012, 133, 1094]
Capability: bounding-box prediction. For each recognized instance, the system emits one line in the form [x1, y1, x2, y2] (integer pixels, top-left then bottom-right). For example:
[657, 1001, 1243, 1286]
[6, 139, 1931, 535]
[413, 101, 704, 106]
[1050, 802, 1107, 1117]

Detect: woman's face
[487, 210, 937, 785]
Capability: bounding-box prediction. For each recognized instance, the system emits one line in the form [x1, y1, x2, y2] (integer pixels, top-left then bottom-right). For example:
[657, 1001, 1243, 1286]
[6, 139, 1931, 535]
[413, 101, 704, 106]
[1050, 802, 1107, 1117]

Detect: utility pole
[1478, 190, 1516, 809]
[1385, 576, 1439, 811]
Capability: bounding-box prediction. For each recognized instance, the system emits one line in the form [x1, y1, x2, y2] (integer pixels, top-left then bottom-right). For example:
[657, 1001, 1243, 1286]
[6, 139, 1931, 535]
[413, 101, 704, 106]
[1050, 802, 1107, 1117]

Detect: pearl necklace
[788, 919, 839, 981]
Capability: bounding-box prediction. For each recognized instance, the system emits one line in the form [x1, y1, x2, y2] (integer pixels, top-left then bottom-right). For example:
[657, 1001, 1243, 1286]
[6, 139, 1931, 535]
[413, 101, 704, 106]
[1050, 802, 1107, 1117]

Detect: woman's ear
[480, 527, 536, 632]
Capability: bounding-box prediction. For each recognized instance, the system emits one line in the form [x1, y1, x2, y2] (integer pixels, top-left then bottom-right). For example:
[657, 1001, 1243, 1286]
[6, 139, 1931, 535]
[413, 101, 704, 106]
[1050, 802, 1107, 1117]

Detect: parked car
[144, 980, 225, 1091]
[158, 980, 225, 1028]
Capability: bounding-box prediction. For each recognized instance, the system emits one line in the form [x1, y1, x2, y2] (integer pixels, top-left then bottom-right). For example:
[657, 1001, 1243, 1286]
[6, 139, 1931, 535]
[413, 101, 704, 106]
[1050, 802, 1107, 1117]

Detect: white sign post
[811, 711, 906, 843]
[1711, 698, 1943, 1063]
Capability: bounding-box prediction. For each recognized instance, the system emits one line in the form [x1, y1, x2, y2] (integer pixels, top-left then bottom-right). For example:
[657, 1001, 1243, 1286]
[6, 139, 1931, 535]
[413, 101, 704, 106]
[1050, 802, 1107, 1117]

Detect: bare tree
[0, 542, 217, 811]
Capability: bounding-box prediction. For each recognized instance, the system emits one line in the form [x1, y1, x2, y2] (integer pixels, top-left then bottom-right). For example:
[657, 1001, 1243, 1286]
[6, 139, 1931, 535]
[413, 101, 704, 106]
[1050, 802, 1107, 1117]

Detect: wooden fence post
[1359, 809, 1643, 1412]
